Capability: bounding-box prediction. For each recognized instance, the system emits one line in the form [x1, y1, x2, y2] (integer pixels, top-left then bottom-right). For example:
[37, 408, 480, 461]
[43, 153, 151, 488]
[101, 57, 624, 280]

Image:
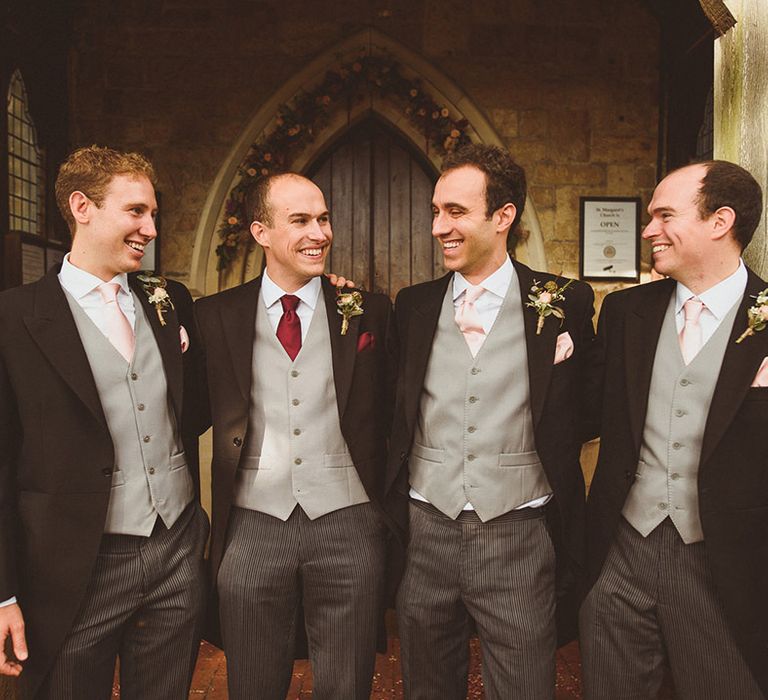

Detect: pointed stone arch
[188, 27, 547, 296]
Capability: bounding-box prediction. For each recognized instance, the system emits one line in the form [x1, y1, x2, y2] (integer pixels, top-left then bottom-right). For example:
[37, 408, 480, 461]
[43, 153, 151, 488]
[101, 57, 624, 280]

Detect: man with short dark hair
[386, 143, 596, 699]
[581, 160, 767, 698]
[0, 145, 208, 699]
[195, 172, 394, 699]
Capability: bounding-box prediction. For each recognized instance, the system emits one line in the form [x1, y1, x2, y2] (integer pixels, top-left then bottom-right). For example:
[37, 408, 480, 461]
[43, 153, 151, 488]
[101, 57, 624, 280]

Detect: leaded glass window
[7, 70, 45, 235]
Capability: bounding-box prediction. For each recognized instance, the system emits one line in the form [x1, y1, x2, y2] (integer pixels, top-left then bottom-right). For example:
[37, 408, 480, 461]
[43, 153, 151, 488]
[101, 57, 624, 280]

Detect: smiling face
[68, 174, 158, 281]
[251, 175, 332, 292]
[431, 165, 514, 285]
[643, 164, 740, 293]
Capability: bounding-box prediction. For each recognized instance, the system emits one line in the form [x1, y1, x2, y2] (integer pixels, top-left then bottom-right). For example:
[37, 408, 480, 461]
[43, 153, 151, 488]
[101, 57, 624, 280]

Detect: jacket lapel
[218, 278, 260, 404]
[402, 274, 451, 429]
[23, 269, 107, 427]
[623, 278, 675, 452]
[700, 269, 768, 468]
[514, 261, 560, 429]
[324, 278, 361, 419]
[130, 275, 184, 420]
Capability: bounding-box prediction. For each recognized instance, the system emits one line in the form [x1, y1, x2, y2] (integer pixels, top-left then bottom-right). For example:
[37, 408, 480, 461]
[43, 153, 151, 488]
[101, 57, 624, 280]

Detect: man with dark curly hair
[386, 143, 596, 699]
[0, 145, 208, 699]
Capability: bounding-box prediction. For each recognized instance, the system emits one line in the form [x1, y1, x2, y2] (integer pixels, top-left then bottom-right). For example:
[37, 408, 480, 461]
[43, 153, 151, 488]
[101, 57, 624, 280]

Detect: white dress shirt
[410, 256, 552, 512]
[1, 257, 137, 610]
[260, 270, 320, 342]
[58, 254, 136, 332]
[675, 260, 747, 343]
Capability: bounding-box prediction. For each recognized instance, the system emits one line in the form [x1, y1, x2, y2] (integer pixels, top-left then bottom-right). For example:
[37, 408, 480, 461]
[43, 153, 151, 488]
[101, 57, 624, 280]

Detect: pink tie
[455, 285, 486, 357]
[98, 282, 135, 362]
[679, 298, 704, 365]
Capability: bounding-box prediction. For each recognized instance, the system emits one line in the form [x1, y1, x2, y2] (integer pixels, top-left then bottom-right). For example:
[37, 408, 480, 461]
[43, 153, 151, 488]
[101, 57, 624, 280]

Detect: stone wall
[715, 0, 768, 278]
[68, 0, 660, 288]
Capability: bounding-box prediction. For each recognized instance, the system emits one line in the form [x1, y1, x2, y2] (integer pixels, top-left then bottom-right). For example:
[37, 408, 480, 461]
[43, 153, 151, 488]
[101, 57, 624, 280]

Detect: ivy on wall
[216, 50, 472, 271]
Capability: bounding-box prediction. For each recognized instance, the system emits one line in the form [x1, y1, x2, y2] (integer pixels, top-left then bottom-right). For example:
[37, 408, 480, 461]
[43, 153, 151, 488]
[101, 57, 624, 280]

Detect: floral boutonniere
[137, 273, 175, 326]
[736, 288, 768, 343]
[336, 289, 364, 335]
[526, 278, 573, 335]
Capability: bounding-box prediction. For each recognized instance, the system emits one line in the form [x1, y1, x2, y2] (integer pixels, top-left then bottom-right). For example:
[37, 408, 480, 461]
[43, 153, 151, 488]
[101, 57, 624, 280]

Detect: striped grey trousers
[580, 517, 764, 699]
[34, 502, 209, 700]
[217, 503, 386, 700]
[397, 500, 557, 700]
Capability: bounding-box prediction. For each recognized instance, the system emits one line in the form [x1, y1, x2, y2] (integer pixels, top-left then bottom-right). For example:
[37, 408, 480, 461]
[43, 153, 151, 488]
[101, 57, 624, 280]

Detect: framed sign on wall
[579, 197, 641, 282]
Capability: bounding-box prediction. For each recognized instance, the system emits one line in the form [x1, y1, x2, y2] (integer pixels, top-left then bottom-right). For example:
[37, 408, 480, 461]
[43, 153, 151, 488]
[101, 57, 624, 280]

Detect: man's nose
[141, 215, 158, 240]
[307, 219, 329, 240]
[432, 211, 449, 237]
[641, 220, 658, 239]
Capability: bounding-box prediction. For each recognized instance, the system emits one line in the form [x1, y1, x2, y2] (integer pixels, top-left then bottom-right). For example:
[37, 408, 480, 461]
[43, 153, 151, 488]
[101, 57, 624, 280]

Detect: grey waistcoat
[622, 293, 740, 543]
[65, 291, 193, 536]
[233, 291, 369, 520]
[410, 277, 550, 521]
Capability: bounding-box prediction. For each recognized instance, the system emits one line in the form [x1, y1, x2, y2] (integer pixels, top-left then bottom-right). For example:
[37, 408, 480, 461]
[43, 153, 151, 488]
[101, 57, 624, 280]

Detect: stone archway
[188, 27, 548, 296]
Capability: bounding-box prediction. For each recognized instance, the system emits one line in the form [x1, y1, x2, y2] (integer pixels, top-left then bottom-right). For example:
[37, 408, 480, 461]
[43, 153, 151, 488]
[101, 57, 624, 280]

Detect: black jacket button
[233, 436, 243, 447]
[102, 468, 113, 477]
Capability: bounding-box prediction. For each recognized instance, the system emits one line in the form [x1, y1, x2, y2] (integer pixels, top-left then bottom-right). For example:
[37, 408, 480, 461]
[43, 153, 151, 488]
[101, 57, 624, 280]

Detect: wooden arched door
[306, 117, 444, 298]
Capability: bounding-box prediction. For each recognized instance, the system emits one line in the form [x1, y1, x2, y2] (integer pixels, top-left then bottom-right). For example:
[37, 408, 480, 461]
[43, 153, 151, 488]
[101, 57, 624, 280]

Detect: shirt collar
[452, 255, 514, 301]
[58, 253, 131, 300]
[675, 259, 747, 320]
[261, 268, 321, 310]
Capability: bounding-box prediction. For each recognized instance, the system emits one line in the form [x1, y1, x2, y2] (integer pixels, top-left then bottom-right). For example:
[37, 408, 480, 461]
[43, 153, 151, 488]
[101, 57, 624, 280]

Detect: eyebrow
[433, 201, 468, 211]
[288, 210, 329, 218]
[125, 201, 157, 213]
[649, 206, 675, 216]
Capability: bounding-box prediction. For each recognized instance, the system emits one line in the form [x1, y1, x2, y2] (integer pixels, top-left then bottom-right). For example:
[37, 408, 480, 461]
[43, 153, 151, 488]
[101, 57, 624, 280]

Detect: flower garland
[216, 50, 472, 271]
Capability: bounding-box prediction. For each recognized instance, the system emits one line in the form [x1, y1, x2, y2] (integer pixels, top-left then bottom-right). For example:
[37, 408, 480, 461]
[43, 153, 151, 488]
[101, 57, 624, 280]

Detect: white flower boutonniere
[736, 287, 768, 343]
[137, 273, 175, 326]
[526, 278, 573, 335]
[336, 289, 364, 335]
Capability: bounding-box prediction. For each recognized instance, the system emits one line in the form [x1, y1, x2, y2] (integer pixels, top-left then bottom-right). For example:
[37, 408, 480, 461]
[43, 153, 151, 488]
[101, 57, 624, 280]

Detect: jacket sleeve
[0, 342, 21, 601]
[581, 289, 612, 442]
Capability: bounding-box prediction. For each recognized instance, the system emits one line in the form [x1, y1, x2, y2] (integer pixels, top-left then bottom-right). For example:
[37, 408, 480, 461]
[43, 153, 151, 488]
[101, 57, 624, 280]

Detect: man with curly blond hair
[0, 145, 208, 699]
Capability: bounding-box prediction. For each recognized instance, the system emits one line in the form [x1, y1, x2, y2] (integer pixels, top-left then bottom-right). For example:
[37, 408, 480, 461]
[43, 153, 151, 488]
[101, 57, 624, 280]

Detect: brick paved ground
[111, 624, 586, 699]
[111, 616, 676, 699]
[171, 637, 583, 700]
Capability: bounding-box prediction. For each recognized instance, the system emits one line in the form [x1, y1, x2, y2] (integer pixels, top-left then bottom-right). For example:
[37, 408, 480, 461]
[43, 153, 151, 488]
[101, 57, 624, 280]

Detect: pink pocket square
[357, 331, 375, 353]
[179, 325, 190, 354]
[751, 357, 768, 386]
[553, 331, 574, 365]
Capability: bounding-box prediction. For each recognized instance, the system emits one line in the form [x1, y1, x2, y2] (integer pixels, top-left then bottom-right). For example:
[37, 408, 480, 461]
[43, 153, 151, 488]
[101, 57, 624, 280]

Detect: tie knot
[281, 294, 300, 313]
[98, 282, 121, 304]
[463, 285, 485, 305]
[683, 298, 704, 323]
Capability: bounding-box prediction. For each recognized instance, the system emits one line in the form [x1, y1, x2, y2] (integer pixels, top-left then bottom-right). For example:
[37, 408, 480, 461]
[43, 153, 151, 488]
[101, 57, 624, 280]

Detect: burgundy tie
[276, 294, 302, 360]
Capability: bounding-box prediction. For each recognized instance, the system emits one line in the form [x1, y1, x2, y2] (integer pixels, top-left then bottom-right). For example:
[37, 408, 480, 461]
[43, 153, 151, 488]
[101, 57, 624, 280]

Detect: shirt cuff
[0, 597, 17, 608]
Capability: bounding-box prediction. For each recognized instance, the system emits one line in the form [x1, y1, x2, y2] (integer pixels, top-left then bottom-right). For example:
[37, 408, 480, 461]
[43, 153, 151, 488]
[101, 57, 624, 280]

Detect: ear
[495, 203, 517, 235]
[250, 220, 269, 248]
[69, 191, 91, 226]
[710, 205, 736, 241]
